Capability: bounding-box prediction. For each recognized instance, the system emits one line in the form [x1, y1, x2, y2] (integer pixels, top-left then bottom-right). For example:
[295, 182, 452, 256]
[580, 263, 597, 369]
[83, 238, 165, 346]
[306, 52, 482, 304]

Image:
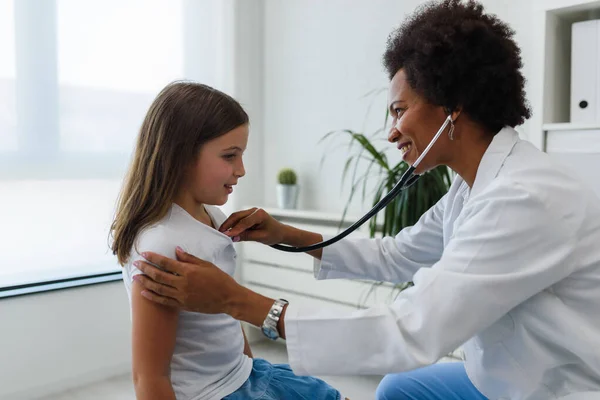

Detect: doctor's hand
[221, 207, 326, 259]
[133, 248, 241, 314]
[134, 248, 277, 329]
[219, 207, 289, 245]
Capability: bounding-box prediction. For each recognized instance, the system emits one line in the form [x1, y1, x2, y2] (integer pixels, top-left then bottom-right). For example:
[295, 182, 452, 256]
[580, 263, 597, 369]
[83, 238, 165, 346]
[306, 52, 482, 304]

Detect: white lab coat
[284, 127, 600, 400]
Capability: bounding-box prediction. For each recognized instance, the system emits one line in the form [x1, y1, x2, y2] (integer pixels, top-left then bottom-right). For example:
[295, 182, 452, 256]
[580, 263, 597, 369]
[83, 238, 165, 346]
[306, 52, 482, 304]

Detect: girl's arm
[131, 280, 178, 400]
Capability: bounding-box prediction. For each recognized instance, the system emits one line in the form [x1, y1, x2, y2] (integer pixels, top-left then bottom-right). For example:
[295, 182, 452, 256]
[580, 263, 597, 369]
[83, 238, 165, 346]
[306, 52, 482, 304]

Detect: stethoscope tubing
[270, 116, 452, 253]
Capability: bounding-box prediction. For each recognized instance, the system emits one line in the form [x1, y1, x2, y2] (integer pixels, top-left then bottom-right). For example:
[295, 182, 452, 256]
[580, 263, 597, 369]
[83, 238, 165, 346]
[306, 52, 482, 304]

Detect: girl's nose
[236, 161, 246, 178]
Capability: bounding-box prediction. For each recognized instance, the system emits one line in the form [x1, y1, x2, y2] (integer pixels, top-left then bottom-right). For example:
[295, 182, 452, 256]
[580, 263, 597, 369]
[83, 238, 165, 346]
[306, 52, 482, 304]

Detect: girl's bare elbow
[132, 369, 170, 388]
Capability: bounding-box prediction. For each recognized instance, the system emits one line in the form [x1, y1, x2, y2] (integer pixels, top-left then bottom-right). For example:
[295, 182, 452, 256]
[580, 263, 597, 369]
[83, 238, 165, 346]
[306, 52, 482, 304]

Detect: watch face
[262, 326, 279, 340]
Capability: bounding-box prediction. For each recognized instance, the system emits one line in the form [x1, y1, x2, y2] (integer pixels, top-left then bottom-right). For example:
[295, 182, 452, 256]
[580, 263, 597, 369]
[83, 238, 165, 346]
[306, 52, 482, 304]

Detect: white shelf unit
[535, 1, 600, 128]
[542, 122, 600, 131]
[543, 123, 600, 153]
[532, 1, 600, 197]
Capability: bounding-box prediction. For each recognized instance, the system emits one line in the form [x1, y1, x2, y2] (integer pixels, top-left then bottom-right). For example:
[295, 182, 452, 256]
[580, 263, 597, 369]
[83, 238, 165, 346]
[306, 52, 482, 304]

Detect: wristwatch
[261, 298, 289, 340]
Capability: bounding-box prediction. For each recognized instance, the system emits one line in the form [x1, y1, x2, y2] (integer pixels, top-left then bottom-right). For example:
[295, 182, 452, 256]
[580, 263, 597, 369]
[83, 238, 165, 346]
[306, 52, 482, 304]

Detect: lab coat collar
[469, 126, 520, 200]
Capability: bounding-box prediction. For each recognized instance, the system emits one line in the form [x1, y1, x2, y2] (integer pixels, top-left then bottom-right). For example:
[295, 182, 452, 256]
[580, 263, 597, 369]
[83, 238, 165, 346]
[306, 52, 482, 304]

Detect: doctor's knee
[376, 373, 417, 400]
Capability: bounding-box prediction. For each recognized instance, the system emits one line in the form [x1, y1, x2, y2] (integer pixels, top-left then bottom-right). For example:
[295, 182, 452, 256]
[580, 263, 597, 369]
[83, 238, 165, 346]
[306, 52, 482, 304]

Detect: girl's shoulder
[133, 224, 179, 258]
[124, 223, 178, 278]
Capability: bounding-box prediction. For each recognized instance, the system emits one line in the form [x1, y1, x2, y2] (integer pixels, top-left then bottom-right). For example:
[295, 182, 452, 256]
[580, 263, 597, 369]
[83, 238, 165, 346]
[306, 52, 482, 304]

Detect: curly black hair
[383, 0, 531, 134]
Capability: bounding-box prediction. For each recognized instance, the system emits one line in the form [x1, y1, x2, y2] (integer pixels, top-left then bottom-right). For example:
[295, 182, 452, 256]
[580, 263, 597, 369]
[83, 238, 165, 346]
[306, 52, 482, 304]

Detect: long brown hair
[110, 81, 248, 265]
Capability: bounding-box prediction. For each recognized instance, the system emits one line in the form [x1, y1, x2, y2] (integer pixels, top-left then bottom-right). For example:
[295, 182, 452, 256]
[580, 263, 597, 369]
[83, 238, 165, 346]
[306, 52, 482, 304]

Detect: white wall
[229, 0, 266, 212]
[259, 0, 537, 215]
[0, 282, 132, 399]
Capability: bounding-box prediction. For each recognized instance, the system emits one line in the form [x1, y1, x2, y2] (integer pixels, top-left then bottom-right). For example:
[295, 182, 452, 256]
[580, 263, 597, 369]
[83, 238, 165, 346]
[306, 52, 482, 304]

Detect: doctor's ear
[444, 107, 462, 123]
[444, 107, 462, 141]
[451, 109, 462, 123]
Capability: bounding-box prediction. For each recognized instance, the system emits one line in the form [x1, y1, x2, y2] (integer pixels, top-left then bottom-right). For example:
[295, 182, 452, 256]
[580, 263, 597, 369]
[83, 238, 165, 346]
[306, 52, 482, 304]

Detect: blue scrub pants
[375, 362, 488, 400]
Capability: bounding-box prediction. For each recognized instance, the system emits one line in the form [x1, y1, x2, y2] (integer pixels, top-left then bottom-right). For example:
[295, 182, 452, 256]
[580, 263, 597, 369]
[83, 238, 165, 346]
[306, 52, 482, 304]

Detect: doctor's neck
[445, 120, 494, 188]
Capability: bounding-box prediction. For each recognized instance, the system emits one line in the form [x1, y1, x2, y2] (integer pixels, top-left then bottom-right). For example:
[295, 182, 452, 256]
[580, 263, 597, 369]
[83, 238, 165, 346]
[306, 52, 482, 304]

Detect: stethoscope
[271, 115, 453, 253]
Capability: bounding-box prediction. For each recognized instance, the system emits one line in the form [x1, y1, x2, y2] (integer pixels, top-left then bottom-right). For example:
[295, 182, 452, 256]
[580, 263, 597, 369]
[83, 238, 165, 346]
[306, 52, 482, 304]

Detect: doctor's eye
[223, 154, 236, 161]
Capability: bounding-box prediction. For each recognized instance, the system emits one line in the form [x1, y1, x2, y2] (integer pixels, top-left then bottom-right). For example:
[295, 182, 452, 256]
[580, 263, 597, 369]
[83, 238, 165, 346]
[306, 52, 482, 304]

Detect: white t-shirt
[123, 204, 252, 400]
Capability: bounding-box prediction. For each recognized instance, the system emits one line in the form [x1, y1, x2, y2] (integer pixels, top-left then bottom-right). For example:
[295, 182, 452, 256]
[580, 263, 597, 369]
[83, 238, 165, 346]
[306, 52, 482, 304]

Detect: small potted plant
[276, 168, 299, 209]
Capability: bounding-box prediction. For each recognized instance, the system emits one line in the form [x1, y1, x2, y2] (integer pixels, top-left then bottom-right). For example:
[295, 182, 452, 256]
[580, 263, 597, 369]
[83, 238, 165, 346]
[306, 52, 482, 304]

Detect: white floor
[39, 340, 383, 400]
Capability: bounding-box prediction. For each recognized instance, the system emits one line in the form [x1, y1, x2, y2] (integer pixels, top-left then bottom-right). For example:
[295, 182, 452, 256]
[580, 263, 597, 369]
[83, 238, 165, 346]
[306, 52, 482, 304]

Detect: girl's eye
[395, 108, 405, 117]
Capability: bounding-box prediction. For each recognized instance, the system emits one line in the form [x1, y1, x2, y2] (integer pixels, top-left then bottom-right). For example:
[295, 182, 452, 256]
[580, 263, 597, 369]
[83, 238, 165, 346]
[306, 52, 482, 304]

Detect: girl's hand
[219, 207, 289, 245]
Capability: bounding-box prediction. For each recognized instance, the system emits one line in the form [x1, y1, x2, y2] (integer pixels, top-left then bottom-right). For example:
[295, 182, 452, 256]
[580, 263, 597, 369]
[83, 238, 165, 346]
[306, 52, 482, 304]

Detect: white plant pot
[276, 184, 299, 209]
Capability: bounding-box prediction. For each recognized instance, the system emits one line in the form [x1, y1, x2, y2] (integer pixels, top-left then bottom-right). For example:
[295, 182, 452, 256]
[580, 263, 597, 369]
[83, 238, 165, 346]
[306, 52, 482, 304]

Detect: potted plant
[276, 168, 299, 209]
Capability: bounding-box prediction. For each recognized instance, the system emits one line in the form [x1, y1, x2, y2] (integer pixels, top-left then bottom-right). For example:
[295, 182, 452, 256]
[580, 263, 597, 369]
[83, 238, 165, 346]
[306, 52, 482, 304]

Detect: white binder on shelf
[571, 19, 600, 123]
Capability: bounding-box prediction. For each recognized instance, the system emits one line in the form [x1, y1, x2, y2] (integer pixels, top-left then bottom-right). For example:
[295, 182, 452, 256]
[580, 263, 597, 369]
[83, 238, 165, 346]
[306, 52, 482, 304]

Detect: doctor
[134, 1, 600, 399]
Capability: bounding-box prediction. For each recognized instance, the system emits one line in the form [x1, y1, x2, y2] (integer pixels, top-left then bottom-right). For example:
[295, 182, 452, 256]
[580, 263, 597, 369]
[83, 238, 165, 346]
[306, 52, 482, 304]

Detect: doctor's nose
[388, 121, 400, 144]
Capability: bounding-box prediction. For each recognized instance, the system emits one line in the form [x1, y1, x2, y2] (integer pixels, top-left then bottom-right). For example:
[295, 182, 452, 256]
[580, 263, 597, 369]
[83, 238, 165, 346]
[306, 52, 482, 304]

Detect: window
[0, 0, 228, 295]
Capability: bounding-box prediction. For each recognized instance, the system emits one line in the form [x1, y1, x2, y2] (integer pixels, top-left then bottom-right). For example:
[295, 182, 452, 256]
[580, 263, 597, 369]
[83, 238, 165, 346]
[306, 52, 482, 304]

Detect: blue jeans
[376, 362, 488, 400]
[224, 358, 341, 400]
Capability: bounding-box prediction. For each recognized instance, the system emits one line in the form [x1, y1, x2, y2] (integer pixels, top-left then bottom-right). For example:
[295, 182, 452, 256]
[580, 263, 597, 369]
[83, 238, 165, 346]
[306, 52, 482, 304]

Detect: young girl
[110, 81, 343, 400]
